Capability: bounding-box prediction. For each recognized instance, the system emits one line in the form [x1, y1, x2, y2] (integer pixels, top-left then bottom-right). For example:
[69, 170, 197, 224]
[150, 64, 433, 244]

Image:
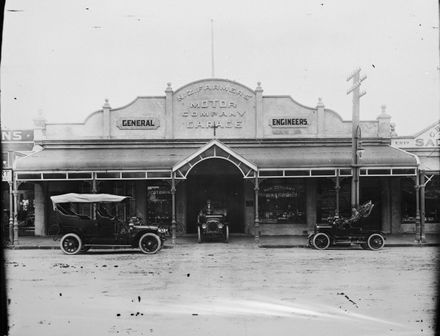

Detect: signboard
[1, 129, 34, 142]
[117, 118, 160, 130]
[173, 79, 256, 138]
[2, 169, 12, 183]
[392, 122, 440, 148]
[270, 118, 309, 128]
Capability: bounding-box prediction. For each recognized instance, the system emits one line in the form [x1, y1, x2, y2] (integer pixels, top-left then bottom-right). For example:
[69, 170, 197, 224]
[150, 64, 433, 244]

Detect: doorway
[186, 159, 244, 234]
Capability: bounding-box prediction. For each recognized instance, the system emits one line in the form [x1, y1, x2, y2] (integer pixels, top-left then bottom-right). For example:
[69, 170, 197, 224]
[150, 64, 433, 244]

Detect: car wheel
[60, 233, 82, 255]
[312, 232, 330, 250]
[308, 234, 315, 248]
[367, 233, 385, 250]
[197, 226, 202, 243]
[224, 225, 229, 243]
[139, 233, 161, 254]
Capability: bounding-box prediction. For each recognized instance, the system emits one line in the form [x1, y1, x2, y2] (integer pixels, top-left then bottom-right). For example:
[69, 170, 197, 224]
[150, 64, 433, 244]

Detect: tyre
[367, 233, 385, 251]
[197, 226, 202, 243]
[308, 234, 315, 248]
[60, 233, 82, 255]
[138, 233, 161, 254]
[312, 232, 330, 250]
[224, 225, 229, 243]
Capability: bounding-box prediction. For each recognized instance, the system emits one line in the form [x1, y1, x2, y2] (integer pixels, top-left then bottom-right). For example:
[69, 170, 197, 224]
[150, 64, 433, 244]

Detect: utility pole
[347, 68, 367, 209]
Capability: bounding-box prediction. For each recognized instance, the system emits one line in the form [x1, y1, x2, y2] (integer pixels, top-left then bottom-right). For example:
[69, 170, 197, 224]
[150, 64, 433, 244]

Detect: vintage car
[197, 200, 229, 243]
[309, 201, 386, 250]
[51, 193, 168, 255]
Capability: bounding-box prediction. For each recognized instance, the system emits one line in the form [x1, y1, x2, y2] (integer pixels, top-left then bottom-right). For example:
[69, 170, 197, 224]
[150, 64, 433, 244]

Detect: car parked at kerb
[309, 201, 386, 250]
[51, 193, 168, 255]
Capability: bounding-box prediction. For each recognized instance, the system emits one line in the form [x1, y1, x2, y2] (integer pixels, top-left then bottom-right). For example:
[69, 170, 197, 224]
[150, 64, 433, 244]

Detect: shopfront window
[425, 175, 440, 223]
[146, 182, 172, 225]
[259, 179, 306, 224]
[401, 178, 416, 224]
[317, 178, 351, 223]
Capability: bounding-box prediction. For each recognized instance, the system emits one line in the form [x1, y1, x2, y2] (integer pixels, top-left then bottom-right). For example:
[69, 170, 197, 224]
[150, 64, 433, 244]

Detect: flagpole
[211, 19, 215, 78]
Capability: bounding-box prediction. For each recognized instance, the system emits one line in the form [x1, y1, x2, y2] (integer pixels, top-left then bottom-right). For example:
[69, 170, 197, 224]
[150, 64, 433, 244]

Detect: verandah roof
[14, 141, 418, 180]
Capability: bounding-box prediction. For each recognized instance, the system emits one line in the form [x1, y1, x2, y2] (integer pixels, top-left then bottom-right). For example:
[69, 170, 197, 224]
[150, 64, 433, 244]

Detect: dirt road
[5, 242, 439, 335]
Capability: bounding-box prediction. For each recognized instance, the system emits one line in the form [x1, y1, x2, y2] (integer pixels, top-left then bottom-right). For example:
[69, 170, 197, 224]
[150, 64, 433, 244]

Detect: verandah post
[254, 174, 260, 243]
[171, 173, 177, 244]
[415, 172, 421, 243]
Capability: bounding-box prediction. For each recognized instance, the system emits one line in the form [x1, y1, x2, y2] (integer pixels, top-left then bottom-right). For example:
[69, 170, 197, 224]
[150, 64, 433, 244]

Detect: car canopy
[50, 193, 129, 208]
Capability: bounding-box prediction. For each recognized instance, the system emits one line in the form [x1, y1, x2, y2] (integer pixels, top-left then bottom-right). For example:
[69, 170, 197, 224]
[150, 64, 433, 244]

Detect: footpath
[3, 233, 440, 249]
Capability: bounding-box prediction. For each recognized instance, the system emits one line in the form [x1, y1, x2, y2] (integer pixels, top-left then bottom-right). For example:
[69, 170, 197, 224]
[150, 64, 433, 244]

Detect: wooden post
[9, 181, 14, 243]
[420, 172, 426, 243]
[91, 173, 97, 220]
[347, 68, 366, 209]
[335, 171, 340, 218]
[254, 175, 260, 243]
[415, 173, 421, 243]
[13, 179, 19, 245]
[171, 174, 177, 244]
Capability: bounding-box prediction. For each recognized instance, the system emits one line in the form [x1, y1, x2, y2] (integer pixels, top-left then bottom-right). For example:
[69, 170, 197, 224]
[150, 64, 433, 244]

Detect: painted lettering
[270, 118, 309, 128]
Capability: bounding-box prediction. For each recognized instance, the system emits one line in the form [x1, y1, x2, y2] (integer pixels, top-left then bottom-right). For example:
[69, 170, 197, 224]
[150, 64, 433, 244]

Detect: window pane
[401, 178, 416, 223]
[317, 179, 351, 224]
[146, 182, 172, 225]
[425, 175, 440, 223]
[258, 179, 306, 224]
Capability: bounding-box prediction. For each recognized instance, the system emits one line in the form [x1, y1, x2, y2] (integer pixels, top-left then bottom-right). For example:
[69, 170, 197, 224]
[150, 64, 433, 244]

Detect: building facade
[12, 79, 421, 241]
[392, 121, 440, 237]
[1, 129, 35, 242]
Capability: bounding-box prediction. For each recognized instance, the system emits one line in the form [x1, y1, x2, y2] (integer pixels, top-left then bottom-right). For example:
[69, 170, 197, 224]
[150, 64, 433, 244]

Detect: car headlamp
[202, 223, 207, 229]
[217, 223, 224, 229]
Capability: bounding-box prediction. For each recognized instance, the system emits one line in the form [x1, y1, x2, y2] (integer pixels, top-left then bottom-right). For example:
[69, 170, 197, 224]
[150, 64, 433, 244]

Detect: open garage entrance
[186, 159, 244, 234]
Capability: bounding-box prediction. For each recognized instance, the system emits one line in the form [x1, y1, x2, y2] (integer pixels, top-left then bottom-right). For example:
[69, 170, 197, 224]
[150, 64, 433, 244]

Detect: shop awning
[14, 142, 419, 181]
[234, 145, 419, 168]
[418, 156, 440, 174]
[15, 147, 194, 171]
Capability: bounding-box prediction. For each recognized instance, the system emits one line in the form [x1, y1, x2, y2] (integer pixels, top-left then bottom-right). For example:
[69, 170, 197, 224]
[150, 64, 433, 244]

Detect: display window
[317, 178, 351, 224]
[425, 175, 440, 223]
[259, 179, 306, 224]
[146, 182, 172, 225]
[401, 177, 416, 224]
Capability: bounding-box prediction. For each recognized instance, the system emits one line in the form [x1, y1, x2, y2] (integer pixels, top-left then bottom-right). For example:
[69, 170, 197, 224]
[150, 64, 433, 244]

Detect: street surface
[4, 241, 439, 336]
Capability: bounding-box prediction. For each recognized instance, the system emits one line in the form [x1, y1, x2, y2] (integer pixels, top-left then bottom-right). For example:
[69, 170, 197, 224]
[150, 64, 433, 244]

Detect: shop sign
[117, 117, 160, 130]
[174, 80, 255, 134]
[2, 169, 12, 182]
[392, 123, 440, 148]
[269, 118, 309, 128]
[415, 123, 440, 147]
[1, 129, 34, 142]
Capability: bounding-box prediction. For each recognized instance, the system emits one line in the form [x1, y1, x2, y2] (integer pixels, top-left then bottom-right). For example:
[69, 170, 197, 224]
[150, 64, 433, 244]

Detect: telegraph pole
[347, 68, 367, 209]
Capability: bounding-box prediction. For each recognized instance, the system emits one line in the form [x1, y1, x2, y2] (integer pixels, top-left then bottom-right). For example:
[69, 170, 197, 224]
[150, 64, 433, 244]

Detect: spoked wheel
[224, 225, 229, 243]
[308, 234, 315, 248]
[139, 233, 161, 254]
[60, 233, 82, 255]
[197, 226, 202, 243]
[367, 233, 385, 250]
[312, 232, 330, 250]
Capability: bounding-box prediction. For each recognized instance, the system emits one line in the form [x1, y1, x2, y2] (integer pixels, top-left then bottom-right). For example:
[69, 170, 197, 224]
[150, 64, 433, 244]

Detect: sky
[1, 0, 439, 136]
